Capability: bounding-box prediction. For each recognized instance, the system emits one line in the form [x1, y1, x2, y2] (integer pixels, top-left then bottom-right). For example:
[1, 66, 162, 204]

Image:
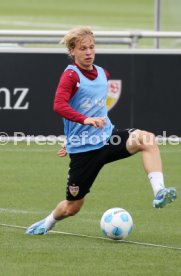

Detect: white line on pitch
[0, 223, 27, 230]
[0, 148, 57, 152]
[0, 20, 74, 29]
[0, 207, 101, 215]
[0, 223, 180, 251]
[0, 208, 46, 215]
[0, 19, 104, 30]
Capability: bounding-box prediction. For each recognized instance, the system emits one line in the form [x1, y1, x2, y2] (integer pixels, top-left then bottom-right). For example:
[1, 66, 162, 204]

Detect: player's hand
[84, 117, 106, 128]
[57, 144, 67, 157]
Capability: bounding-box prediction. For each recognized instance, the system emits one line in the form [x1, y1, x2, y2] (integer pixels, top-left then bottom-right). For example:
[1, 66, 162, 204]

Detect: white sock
[44, 212, 57, 230]
[148, 172, 165, 197]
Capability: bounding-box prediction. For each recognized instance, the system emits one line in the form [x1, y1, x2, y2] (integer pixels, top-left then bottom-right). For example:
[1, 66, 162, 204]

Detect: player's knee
[131, 129, 156, 148]
[142, 131, 156, 145]
[139, 130, 157, 150]
[127, 129, 157, 153]
[130, 129, 155, 145]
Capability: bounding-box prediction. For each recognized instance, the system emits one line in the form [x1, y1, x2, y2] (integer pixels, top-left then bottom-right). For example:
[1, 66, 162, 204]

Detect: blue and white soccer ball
[100, 207, 133, 240]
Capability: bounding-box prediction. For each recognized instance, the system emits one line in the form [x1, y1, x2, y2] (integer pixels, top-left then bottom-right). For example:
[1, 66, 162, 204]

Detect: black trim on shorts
[66, 128, 136, 201]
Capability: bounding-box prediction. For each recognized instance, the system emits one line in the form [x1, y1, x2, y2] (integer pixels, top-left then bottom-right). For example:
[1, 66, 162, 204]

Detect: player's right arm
[54, 70, 106, 128]
[54, 69, 87, 124]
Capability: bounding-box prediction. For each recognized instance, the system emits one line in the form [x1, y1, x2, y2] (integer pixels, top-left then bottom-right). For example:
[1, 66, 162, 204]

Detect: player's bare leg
[126, 129, 176, 208]
[126, 129, 162, 173]
[26, 198, 84, 235]
[53, 198, 85, 219]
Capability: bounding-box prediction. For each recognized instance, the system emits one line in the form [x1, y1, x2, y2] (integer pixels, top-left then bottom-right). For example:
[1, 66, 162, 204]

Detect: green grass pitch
[0, 142, 180, 276]
[0, 0, 154, 30]
[0, 0, 180, 48]
[0, 0, 180, 32]
[0, 0, 181, 275]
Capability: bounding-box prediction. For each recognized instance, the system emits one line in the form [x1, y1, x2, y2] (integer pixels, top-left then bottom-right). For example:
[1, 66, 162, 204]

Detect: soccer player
[26, 26, 177, 235]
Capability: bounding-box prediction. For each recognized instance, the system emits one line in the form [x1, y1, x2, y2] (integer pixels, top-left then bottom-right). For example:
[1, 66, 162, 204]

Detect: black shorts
[66, 128, 136, 201]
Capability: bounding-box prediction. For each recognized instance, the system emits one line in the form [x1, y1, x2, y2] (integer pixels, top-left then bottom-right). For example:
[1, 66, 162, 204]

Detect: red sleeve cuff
[77, 115, 88, 124]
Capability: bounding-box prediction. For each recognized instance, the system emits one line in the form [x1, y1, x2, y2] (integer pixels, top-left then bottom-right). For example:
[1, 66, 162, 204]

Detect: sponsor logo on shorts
[69, 185, 79, 197]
